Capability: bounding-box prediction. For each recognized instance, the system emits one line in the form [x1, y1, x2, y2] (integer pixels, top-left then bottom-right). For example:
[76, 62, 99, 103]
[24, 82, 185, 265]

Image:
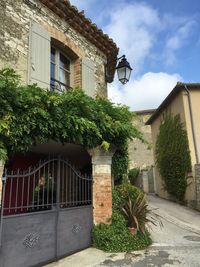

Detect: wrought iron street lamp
[116, 55, 132, 84]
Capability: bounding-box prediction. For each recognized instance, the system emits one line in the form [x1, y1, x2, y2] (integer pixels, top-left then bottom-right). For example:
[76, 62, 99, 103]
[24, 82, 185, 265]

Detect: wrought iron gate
[0, 156, 93, 267]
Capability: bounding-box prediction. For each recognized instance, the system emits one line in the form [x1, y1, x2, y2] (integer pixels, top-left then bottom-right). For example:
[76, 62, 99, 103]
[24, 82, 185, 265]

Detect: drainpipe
[184, 84, 199, 164]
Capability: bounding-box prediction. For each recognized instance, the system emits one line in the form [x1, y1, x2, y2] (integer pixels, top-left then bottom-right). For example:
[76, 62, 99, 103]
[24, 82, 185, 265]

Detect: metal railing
[1, 157, 92, 215]
[50, 78, 72, 93]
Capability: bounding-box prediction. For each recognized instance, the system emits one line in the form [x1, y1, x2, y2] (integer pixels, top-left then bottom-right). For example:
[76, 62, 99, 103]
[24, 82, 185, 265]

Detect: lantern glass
[117, 66, 126, 84]
[116, 57, 132, 85]
[125, 67, 132, 81]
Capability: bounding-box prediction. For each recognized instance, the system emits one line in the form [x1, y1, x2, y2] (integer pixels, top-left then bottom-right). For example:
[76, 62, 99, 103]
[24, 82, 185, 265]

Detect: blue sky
[70, 0, 200, 111]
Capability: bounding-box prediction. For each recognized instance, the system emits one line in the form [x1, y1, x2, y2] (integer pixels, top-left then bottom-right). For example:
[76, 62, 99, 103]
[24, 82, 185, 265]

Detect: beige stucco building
[146, 83, 200, 209]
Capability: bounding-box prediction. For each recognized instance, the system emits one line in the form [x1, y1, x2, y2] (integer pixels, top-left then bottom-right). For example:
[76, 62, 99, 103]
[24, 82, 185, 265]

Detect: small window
[50, 47, 71, 92]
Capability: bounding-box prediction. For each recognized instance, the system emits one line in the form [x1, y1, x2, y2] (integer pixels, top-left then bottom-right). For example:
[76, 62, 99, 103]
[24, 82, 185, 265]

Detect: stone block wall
[128, 110, 155, 169]
[0, 0, 107, 96]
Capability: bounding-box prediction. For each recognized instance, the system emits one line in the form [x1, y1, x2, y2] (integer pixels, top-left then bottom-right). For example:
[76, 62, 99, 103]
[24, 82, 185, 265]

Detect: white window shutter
[28, 21, 50, 89]
[82, 58, 95, 97]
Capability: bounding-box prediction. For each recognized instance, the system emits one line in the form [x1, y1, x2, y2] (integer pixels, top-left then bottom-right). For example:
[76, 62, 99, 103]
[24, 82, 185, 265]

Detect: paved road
[97, 195, 200, 267]
[131, 214, 200, 266]
[45, 195, 200, 267]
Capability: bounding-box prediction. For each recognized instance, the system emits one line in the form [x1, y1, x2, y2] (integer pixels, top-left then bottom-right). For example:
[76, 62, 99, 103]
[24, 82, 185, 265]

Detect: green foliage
[111, 113, 144, 185]
[92, 184, 152, 252]
[0, 141, 7, 162]
[92, 214, 151, 252]
[155, 114, 192, 201]
[113, 183, 143, 211]
[101, 140, 110, 151]
[112, 142, 129, 185]
[0, 68, 142, 160]
[128, 168, 140, 185]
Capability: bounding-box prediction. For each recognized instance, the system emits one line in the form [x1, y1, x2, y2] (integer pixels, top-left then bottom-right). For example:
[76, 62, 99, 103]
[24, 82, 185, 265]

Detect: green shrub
[128, 168, 140, 185]
[92, 210, 151, 252]
[113, 183, 143, 211]
[92, 184, 152, 252]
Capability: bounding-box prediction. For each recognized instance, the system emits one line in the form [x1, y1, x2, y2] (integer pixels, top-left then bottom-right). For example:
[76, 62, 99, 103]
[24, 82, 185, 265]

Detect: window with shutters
[29, 21, 95, 97]
[81, 58, 95, 97]
[50, 46, 71, 92]
[28, 21, 51, 89]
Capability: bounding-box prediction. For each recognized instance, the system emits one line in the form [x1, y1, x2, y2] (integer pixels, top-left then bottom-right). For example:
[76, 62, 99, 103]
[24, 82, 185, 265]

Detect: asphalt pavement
[45, 195, 200, 267]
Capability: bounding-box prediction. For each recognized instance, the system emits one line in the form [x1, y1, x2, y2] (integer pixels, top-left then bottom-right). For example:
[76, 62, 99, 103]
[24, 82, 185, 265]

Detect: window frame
[50, 46, 72, 92]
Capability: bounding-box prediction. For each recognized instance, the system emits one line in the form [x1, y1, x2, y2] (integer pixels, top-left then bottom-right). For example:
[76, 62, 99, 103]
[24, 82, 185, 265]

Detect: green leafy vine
[0, 68, 142, 181]
[155, 114, 191, 201]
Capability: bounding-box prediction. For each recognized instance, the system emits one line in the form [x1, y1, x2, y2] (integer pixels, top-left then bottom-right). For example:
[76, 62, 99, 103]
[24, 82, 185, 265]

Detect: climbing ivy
[0, 68, 143, 183]
[155, 114, 191, 201]
[112, 142, 129, 185]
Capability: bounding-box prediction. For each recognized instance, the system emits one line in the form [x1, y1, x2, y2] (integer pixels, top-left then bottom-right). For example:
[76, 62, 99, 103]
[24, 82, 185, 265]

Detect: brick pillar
[0, 160, 5, 205]
[88, 146, 115, 225]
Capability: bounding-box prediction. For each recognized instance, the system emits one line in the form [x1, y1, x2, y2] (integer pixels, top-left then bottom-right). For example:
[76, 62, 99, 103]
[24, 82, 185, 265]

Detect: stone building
[129, 109, 155, 169]
[146, 83, 200, 210]
[128, 109, 155, 193]
[0, 0, 118, 97]
[0, 1, 119, 266]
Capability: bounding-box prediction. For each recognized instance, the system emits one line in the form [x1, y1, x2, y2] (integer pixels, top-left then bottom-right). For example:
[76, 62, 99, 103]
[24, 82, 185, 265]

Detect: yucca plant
[122, 193, 163, 234]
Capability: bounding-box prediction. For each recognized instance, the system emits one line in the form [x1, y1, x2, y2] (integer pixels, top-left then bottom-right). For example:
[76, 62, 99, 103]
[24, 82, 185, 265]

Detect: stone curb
[149, 204, 200, 236]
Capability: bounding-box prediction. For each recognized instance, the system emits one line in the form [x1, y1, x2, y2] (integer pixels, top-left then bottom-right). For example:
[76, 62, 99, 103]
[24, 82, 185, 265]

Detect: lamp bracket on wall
[106, 55, 133, 85]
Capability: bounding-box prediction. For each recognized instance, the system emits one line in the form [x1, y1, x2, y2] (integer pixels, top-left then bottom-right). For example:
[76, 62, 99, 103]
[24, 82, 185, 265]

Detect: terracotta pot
[128, 227, 137, 235]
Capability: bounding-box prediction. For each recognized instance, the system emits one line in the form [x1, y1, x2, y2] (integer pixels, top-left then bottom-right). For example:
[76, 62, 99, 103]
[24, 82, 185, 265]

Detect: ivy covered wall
[0, 68, 143, 181]
[155, 114, 191, 201]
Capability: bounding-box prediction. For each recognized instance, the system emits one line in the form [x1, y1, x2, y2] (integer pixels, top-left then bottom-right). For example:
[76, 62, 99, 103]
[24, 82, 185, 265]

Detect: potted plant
[122, 193, 162, 235]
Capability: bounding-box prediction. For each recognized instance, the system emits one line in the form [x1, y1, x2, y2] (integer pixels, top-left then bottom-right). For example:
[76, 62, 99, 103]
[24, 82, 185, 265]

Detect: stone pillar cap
[88, 145, 116, 165]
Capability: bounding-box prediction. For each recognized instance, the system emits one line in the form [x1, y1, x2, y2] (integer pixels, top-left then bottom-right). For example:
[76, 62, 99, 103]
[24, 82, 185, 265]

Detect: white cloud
[68, 0, 192, 110]
[164, 20, 196, 65]
[103, 2, 197, 71]
[108, 72, 182, 111]
[104, 2, 162, 73]
[69, 0, 195, 71]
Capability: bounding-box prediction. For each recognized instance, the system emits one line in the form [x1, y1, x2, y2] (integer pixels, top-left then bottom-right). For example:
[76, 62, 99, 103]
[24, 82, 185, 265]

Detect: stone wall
[128, 110, 155, 169]
[0, 0, 107, 96]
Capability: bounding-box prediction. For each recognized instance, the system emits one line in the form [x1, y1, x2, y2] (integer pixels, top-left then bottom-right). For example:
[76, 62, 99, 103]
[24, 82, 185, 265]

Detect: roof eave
[39, 0, 119, 82]
[146, 83, 200, 125]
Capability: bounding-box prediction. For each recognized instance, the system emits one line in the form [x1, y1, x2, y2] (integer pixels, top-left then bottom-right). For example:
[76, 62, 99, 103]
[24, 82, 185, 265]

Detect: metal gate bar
[0, 156, 93, 267]
[1, 157, 92, 215]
